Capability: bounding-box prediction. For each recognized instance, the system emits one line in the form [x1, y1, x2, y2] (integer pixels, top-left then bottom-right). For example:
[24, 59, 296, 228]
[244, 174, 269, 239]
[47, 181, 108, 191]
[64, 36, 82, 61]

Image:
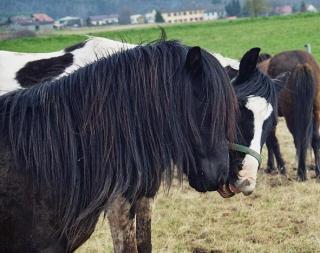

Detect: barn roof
[88, 14, 119, 21]
[10, 16, 35, 26]
[32, 13, 55, 24]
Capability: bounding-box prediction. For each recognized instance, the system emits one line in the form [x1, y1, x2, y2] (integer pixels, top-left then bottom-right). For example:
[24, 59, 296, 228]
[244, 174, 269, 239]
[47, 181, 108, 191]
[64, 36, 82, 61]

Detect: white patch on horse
[212, 52, 239, 70]
[59, 37, 135, 78]
[1, 36, 236, 97]
[236, 96, 273, 194]
[0, 50, 65, 93]
[0, 37, 135, 95]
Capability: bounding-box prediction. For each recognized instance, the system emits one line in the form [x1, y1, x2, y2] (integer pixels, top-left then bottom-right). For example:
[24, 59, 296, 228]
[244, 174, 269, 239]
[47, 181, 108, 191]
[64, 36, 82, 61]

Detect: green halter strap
[229, 143, 262, 166]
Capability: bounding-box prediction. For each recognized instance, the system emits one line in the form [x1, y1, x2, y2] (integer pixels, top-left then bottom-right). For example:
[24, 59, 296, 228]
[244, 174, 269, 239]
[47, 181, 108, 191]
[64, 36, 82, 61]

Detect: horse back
[268, 50, 320, 123]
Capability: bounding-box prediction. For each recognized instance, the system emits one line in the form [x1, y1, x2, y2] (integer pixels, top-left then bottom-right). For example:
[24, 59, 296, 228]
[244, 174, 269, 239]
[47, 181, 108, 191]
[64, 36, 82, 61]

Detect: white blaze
[236, 96, 273, 193]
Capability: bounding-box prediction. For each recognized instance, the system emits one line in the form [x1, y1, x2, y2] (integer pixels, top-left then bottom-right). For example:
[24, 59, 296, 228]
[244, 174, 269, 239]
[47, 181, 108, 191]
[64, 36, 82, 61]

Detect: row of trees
[221, 0, 313, 17]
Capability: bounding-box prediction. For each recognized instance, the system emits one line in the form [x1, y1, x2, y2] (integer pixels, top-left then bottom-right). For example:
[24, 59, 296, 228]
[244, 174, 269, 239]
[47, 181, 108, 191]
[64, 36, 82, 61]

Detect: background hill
[0, 0, 319, 18]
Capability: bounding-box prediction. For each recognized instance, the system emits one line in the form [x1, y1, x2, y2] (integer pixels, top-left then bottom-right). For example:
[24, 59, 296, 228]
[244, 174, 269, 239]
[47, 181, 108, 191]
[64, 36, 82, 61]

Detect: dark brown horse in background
[258, 50, 320, 180]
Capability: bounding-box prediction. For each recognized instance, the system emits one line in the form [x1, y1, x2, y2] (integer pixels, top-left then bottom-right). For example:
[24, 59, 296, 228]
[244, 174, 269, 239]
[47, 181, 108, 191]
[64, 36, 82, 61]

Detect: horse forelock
[0, 40, 234, 244]
[200, 50, 238, 144]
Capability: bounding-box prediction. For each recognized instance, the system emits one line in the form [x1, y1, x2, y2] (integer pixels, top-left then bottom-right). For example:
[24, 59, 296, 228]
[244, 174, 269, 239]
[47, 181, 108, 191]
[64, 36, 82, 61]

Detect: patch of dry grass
[77, 119, 320, 252]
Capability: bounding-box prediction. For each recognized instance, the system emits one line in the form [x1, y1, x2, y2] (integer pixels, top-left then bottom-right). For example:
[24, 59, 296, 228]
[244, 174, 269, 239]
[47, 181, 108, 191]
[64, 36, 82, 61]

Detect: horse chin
[188, 179, 208, 193]
[217, 184, 239, 198]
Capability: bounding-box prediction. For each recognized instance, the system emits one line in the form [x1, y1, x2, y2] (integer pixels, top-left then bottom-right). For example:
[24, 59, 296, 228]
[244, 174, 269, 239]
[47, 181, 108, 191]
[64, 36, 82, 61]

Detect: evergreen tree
[119, 8, 131, 25]
[225, 0, 241, 16]
[155, 10, 164, 23]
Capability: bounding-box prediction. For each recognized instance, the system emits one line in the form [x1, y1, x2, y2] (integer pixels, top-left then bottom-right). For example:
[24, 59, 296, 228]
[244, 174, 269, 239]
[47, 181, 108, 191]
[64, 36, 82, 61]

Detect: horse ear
[185, 46, 203, 75]
[238, 47, 261, 82]
[273, 71, 290, 93]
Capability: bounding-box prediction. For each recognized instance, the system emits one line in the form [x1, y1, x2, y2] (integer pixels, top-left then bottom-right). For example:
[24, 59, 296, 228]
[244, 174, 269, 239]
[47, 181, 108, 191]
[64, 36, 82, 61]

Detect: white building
[130, 14, 145, 24]
[306, 4, 317, 13]
[87, 15, 119, 26]
[145, 9, 157, 24]
[54, 16, 82, 28]
[203, 11, 219, 21]
[161, 9, 205, 23]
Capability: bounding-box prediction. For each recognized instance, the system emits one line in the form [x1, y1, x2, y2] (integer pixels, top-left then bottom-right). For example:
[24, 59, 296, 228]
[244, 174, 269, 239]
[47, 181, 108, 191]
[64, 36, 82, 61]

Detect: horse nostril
[242, 179, 251, 187]
[239, 179, 251, 188]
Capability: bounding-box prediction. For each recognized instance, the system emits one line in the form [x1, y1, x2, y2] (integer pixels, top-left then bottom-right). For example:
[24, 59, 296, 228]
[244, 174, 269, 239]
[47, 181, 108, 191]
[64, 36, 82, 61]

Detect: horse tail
[292, 64, 315, 156]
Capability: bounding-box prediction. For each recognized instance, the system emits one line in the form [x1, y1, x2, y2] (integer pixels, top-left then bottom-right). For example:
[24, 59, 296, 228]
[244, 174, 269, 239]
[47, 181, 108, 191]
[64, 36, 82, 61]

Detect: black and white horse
[0, 40, 240, 252]
[0, 36, 239, 95]
[229, 48, 288, 193]
[0, 37, 135, 94]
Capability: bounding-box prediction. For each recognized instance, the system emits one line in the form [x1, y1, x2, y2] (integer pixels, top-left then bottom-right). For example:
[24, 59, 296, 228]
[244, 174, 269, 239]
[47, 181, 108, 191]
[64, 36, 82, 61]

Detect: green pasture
[0, 13, 319, 61]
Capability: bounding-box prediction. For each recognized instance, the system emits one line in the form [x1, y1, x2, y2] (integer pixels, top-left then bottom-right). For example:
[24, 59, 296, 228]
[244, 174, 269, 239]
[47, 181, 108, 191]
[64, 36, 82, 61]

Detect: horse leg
[266, 128, 286, 174]
[297, 143, 308, 181]
[271, 134, 286, 175]
[312, 123, 320, 179]
[136, 197, 153, 253]
[107, 197, 138, 253]
[265, 134, 276, 173]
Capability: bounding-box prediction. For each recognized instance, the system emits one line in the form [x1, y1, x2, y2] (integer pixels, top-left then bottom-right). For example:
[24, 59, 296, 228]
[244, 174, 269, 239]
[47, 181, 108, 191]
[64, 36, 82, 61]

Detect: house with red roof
[9, 13, 54, 31]
[274, 5, 293, 15]
[32, 13, 55, 30]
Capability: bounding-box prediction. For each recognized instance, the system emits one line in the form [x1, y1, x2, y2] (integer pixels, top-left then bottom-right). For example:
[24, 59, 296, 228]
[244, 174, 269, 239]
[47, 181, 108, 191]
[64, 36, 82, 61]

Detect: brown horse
[258, 50, 320, 180]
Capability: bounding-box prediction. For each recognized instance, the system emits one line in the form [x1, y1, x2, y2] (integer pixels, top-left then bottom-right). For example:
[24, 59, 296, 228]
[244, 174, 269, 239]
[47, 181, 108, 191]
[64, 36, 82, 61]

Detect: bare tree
[244, 0, 268, 17]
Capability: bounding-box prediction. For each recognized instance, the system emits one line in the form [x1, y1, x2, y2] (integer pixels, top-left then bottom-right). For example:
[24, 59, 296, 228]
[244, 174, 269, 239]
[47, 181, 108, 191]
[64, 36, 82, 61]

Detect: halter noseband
[229, 143, 262, 166]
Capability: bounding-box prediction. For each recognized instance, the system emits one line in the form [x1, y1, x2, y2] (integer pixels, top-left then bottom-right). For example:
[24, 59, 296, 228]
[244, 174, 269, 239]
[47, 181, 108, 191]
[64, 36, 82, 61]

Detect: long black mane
[0, 40, 236, 246]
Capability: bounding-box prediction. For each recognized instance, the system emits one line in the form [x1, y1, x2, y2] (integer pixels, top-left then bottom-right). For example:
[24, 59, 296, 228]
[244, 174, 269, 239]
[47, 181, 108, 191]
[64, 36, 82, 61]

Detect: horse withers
[258, 50, 320, 180]
[0, 41, 240, 252]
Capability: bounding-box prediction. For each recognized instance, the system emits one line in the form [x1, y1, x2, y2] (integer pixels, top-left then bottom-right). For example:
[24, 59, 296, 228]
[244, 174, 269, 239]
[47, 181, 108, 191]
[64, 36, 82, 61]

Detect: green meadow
[1, 13, 320, 253]
[1, 13, 320, 61]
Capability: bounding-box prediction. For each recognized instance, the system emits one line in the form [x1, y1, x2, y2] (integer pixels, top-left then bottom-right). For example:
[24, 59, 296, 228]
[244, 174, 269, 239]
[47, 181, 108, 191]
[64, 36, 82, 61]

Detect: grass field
[1, 13, 320, 253]
[77, 120, 320, 253]
[1, 13, 320, 61]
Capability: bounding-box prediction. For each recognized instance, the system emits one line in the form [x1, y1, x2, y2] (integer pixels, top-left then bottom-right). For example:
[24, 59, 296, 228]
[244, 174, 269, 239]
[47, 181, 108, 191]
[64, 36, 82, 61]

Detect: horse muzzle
[228, 143, 262, 196]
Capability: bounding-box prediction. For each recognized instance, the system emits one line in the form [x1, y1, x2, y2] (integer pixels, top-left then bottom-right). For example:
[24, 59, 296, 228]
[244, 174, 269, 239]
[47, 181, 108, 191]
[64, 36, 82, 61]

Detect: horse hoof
[297, 175, 307, 182]
[279, 167, 286, 175]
